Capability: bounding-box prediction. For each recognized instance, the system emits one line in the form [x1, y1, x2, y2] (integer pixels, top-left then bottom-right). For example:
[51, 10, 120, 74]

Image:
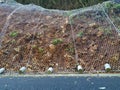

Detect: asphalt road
[0, 76, 120, 90]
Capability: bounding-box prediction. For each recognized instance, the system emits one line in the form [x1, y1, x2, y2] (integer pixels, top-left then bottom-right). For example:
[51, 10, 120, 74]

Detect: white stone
[19, 67, 26, 72]
[48, 67, 53, 72]
[104, 63, 111, 70]
[0, 68, 5, 74]
[77, 65, 83, 71]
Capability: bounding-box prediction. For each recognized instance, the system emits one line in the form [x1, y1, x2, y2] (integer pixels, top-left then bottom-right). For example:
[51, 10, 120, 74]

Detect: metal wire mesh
[0, 1, 119, 73]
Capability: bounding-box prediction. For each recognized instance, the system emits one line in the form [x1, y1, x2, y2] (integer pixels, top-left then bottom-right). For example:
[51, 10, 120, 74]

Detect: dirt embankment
[0, 4, 120, 73]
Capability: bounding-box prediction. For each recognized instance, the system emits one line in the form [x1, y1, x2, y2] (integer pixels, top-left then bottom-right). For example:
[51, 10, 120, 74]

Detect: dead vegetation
[0, 5, 120, 73]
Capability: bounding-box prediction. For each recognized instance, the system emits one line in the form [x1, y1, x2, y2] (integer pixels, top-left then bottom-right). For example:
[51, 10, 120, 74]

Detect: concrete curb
[0, 73, 120, 78]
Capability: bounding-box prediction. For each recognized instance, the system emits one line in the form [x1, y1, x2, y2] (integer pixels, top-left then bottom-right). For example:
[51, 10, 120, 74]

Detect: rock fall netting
[0, 1, 120, 73]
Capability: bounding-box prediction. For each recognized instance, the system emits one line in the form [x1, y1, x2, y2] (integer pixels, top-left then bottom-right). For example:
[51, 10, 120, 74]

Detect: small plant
[19, 71, 24, 74]
[99, 27, 111, 35]
[98, 27, 111, 35]
[66, 47, 74, 54]
[104, 29, 111, 35]
[78, 69, 83, 74]
[65, 44, 75, 54]
[46, 70, 53, 74]
[105, 68, 111, 73]
[77, 31, 84, 37]
[52, 38, 63, 45]
[9, 31, 18, 37]
[38, 47, 44, 53]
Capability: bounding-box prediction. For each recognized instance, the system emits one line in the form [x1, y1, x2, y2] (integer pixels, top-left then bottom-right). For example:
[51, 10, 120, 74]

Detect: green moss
[78, 69, 83, 74]
[19, 70, 25, 74]
[105, 68, 111, 73]
[77, 31, 84, 37]
[52, 38, 63, 45]
[46, 71, 53, 74]
[9, 31, 18, 37]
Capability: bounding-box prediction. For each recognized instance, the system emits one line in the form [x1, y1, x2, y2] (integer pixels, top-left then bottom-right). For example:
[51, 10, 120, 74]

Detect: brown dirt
[0, 5, 120, 73]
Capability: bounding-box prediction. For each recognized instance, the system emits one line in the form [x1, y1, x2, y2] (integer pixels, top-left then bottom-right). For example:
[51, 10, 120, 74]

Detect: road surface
[0, 75, 120, 90]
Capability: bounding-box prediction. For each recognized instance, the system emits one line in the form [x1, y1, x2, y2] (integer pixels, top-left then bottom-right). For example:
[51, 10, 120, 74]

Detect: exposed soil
[0, 4, 120, 73]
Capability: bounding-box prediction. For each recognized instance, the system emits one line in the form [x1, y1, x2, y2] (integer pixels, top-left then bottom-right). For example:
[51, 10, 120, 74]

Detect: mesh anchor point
[0, 68, 5, 74]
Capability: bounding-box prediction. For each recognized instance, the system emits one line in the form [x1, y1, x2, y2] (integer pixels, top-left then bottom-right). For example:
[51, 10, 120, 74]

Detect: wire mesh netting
[0, 1, 120, 74]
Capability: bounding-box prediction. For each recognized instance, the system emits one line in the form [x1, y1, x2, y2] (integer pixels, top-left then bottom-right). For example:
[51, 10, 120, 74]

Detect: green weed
[52, 38, 63, 45]
[9, 31, 18, 37]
